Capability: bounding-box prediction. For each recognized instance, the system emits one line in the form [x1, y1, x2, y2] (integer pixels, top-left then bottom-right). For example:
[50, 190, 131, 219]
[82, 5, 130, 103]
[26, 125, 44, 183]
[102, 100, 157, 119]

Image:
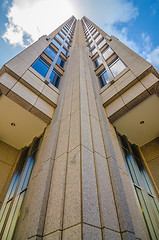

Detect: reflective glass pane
[61, 47, 68, 56]
[102, 47, 113, 60]
[109, 58, 126, 77]
[52, 38, 61, 49]
[56, 34, 64, 43]
[60, 30, 66, 38]
[98, 70, 110, 88]
[32, 57, 49, 77]
[44, 46, 56, 60]
[98, 39, 106, 49]
[56, 56, 65, 68]
[94, 56, 102, 68]
[91, 47, 97, 56]
[49, 70, 61, 88]
[95, 34, 102, 42]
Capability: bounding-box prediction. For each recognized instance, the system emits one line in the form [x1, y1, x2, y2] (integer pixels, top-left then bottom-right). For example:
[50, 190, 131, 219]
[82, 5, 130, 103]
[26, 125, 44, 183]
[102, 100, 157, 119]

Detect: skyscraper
[0, 15, 159, 239]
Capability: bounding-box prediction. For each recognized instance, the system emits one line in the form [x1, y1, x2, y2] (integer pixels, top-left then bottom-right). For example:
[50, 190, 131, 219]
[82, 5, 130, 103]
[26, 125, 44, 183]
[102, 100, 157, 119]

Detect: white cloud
[2, 0, 76, 46]
[146, 47, 159, 69]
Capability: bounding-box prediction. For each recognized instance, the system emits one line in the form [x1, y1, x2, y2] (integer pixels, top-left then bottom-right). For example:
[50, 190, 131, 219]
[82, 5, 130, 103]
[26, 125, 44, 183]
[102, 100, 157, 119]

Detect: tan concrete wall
[141, 137, 159, 191]
[0, 140, 19, 205]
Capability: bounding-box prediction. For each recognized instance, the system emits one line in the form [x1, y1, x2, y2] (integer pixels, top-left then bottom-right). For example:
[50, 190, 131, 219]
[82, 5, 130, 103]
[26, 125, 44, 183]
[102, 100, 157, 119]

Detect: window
[102, 46, 114, 60]
[61, 47, 68, 56]
[56, 56, 65, 68]
[109, 57, 126, 77]
[44, 46, 56, 60]
[64, 41, 70, 49]
[97, 39, 106, 49]
[95, 34, 102, 43]
[49, 70, 61, 88]
[94, 56, 102, 68]
[88, 41, 94, 49]
[98, 70, 110, 88]
[118, 134, 159, 240]
[56, 34, 64, 43]
[91, 47, 97, 56]
[52, 38, 61, 49]
[60, 30, 66, 38]
[0, 137, 42, 240]
[32, 57, 50, 77]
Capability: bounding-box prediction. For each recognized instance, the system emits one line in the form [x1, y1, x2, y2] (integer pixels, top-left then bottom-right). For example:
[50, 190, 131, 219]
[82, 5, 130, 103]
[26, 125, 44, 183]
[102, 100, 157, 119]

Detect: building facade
[0, 16, 159, 240]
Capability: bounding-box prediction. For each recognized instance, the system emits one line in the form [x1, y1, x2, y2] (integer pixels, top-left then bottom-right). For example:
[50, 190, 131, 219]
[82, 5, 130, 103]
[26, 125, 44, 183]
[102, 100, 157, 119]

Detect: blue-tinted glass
[98, 70, 110, 88]
[49, 70, 61, 88]
[56, 34, 64, 43]
[56, 56, 65, 68]
[60, 31, 66, 38]
[64, 41, 70, 49]
[52, 38, 61, 49]
[44, 46, 56, 60]
[63, 28, 68, 35]
[61, 47, 68, 56]
[32, 57, 49, 77]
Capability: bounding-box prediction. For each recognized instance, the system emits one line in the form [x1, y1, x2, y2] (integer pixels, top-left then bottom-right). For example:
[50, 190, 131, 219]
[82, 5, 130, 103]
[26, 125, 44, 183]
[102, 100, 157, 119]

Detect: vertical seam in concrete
[83, 47, 103, 239]
[42, 50, 73, 239]
[87, 50, 124, 239]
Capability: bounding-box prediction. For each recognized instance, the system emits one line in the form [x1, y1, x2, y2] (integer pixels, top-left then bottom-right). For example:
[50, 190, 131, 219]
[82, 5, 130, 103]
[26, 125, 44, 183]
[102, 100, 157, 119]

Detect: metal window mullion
[45, 18, 75, 81]
[82, 19, 113, 81]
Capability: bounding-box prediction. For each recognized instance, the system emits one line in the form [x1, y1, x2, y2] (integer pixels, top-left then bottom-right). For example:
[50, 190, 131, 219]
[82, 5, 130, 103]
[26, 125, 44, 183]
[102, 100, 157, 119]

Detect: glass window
[109, 57, 126, 77]
[91, 47, 97, 56]
[95, 34, 102, 42]
[52, 38, 61, 49]
[102, 46, 114, 60]
[98, 39, 106, 49]
[119, 134, 159, 240]
[32, 57, 49, 77]
[44, 46, 56, 60]
[94, 56, 102, 68]
[56, 56, 65, 68]
[60, 30, 66, 38]
[0, 137, 41, 240]
[61, 47, 68, 56]
[56, 34, 64, 43]
[88, 41, 94, 49]
[92, 30, 98, 36]
[98, 70, 110, 88]
[64, 41, 70, 49]
[49, 70, 61, 88]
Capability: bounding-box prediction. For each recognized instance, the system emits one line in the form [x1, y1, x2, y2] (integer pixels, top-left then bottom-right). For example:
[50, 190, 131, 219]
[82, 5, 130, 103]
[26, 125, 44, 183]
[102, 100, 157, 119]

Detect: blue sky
[0, 0, 159, 70]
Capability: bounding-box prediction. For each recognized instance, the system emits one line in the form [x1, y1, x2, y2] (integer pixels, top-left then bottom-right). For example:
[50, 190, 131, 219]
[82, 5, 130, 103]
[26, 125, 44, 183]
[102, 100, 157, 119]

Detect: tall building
[0, 16, 159, 240]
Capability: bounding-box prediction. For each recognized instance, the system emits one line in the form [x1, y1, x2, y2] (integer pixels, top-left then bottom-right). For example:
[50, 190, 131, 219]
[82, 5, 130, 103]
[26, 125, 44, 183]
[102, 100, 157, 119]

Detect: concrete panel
[83, 224, 102, 240]
[63, 224, 81, 240]
[94, 152, 119, 231]
[90, 115, 106, 158]
[69, 110, 80, 152]
[55, 116, 70, 159]
[20, 70, 45, 95]
[44, 154, 67, 235]
[63, 146, 81, 229]
[103, 228, 121, 240]
[82, 146, 101, 227]
[81, 110, 93, 151]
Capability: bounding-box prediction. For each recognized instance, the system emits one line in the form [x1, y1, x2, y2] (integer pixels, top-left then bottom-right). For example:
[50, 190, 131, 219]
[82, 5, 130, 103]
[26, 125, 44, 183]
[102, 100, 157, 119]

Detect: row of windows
[0, 137, 42, 240]
[82, 18, 126, 89]
[31, 19, 76, 89]
[119, 134, 159, 240]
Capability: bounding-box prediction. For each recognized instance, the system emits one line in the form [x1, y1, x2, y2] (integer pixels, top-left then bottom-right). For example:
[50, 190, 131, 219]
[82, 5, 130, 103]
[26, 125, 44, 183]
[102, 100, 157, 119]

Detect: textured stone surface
[43, 231, 61, 240]
[63, 147, 81, 229]
[94, 152, 119, 231]
[81, 110, 93, 151]
[83, 224, 102, 240]
[44, 154, 67, 235]
[103, 228, 121, 240]
[82, 146, 101, 227]
[63, 224, 81, 240]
